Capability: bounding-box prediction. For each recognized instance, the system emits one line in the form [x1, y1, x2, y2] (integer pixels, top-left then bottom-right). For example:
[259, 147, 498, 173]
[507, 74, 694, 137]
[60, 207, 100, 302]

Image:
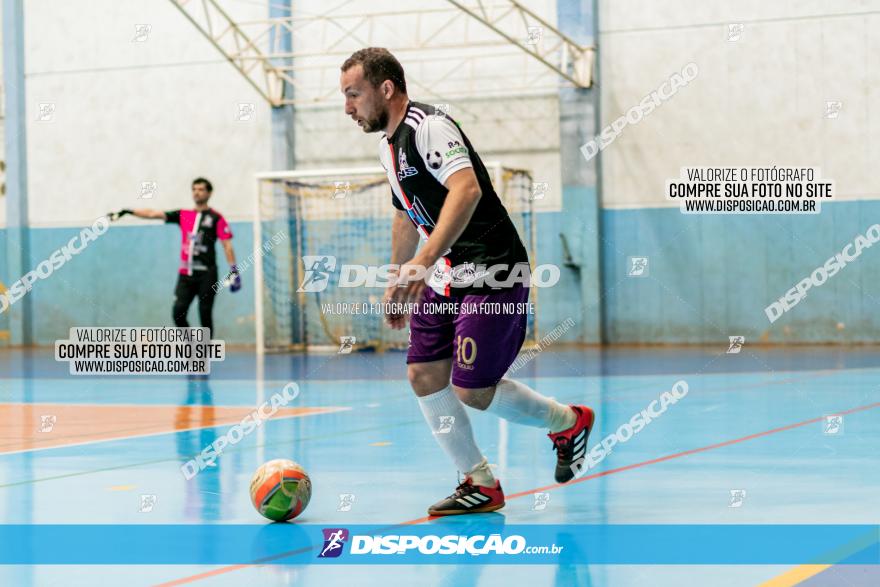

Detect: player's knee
[172, 308, 188, 327]
[407, 364, 449, 396]
[453, 386, 494, 410]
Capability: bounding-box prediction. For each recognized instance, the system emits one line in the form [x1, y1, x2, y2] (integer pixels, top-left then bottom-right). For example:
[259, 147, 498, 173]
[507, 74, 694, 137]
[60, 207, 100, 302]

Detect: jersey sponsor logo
[201, 215, 214, 228]
[187, 231, 207, 253]
[451, 262, 477, 282]
[431, 260, 494, 289]
[444, 139, 467, 160]
[397, 148, 418, 180]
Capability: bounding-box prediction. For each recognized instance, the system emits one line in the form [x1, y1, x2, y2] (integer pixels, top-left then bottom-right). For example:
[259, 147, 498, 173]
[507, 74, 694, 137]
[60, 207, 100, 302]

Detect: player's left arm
[217, 216, 241, 293]
[221, 239, 237, 266]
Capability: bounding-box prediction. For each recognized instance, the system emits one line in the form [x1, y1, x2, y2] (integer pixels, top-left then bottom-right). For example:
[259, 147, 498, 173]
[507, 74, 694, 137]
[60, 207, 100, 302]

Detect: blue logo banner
[0, 524, 876, 565]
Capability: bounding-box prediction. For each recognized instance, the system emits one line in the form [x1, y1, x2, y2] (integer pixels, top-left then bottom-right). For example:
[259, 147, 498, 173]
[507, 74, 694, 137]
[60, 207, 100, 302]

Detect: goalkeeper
[108, 177, 239, 338]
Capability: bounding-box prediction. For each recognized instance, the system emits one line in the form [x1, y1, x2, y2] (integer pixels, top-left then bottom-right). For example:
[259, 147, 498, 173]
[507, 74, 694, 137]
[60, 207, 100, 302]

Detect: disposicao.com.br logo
[298, 255, 560, 292]
[317, 528, 562, 558]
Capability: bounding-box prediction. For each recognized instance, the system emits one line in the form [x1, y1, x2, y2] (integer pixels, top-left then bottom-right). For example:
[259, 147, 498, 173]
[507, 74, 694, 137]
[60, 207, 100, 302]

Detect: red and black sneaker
[548, 405, 595, 483]
[427, 476, 505, 516]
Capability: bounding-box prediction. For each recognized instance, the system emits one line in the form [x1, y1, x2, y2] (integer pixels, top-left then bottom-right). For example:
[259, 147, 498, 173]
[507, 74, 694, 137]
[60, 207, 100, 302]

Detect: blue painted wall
[534, 205, 596, 343]
[5, 211, 584, 347]
[602, 201, 880, 343]
[5, 200, 880, 346]
[5, 222, 256, 345]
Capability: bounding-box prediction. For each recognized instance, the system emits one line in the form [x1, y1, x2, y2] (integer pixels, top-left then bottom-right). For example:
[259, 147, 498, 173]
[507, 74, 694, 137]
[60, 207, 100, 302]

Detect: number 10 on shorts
[456, 335, 477, 367]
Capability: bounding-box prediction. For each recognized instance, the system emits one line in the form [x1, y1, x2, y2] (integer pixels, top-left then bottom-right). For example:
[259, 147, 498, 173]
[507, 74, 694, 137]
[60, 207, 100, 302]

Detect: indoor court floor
[0, 347, 877, 586]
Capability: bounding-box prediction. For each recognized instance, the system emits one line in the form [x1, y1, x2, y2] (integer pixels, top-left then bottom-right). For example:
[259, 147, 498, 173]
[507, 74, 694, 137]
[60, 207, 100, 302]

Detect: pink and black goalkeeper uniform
[378, 102, 531, 389]
[165, 208, 233, 275]
[165, 208, 233, 337]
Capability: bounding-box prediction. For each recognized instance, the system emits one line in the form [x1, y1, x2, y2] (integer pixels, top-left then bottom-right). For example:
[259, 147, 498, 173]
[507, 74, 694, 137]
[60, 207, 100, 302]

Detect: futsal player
[340, 48, 596, 516]
[108, 177, 240, 338]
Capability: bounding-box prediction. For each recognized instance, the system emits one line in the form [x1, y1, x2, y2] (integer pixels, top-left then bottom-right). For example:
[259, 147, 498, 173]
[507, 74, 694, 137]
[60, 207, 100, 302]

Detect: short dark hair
[341, 47, 407, 94]
[192, 177, 213, 193]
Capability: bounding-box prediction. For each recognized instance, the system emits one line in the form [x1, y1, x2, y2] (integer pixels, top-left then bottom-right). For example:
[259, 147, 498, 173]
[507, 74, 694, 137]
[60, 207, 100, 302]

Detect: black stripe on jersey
[408, 105, 426, 120]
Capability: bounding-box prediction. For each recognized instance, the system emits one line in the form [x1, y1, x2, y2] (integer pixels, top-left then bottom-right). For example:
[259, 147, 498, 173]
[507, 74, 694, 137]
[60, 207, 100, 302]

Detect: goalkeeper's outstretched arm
[131, 209, 167, 220]
[108, 209, 166, 221]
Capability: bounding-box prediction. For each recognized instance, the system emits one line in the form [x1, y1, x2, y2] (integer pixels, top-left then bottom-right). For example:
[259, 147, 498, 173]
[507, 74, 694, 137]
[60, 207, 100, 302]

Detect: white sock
[487, 378, 576, 433]
[418, 385, 495, 486]
[467, 458, 495, 487]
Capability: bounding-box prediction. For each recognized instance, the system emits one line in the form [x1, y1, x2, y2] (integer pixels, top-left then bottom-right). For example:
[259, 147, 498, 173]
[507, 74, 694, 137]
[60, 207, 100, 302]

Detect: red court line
[155, 400, 880, 586]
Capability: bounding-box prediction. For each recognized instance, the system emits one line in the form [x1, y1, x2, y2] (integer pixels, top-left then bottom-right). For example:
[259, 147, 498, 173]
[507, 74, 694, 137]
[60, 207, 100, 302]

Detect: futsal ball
[249, 459, 312, 522]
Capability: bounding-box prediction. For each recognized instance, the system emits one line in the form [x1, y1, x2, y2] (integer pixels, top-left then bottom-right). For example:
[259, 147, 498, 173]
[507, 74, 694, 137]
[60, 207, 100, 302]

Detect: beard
[361, 108, 389, 133]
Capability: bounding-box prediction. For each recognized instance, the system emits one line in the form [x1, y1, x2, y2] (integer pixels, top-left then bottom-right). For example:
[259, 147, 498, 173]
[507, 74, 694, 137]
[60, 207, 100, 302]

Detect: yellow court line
[758, 564, 830, 587]
[758, 529, 878, 587]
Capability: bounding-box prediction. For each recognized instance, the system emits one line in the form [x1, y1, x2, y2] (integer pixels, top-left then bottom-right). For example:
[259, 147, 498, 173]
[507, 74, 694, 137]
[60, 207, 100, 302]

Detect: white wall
[11, 0, 567, 228]
[24, 0, 272, 227]
[290, 0, 565, 211]
[598, 0, 879, 208]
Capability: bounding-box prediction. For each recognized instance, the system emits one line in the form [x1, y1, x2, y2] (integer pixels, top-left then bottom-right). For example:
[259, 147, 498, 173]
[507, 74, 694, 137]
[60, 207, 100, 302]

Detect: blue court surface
[0, 346, 877, 586]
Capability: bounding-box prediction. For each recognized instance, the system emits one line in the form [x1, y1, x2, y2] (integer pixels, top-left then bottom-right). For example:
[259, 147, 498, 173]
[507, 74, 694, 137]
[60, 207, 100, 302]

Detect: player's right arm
[390, 209, 420, 265]
[108, 209, 178, 222]
[384, 209, 420, 329]
[131, 209, 167, 220]
[107, 209, 167, 221]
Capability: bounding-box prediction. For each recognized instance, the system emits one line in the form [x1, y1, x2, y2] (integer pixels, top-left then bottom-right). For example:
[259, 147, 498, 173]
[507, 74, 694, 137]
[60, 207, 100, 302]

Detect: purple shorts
[407, 284, 530, 389]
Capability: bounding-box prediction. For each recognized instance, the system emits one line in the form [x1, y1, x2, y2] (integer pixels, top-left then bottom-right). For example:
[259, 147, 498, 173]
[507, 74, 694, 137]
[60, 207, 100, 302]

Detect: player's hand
[392, 259, 429, 306]
[382, 266, 408, 329]
[382, 284, 407, 330]
[226, 265, 242, 293]
[108, 209, 133, 222]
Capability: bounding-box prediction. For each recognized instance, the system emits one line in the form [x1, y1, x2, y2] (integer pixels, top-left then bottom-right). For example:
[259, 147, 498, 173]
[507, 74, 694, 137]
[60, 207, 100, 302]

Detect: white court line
[0, 406, 351, 457]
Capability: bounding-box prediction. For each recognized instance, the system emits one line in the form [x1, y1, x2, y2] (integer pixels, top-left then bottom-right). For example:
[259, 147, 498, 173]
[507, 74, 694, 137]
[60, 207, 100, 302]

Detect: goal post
[253, 163, 539, 354]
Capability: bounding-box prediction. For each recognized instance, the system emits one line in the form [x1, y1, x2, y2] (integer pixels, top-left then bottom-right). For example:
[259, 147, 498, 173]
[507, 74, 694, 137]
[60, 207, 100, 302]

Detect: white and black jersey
[378, 101, 529, 296]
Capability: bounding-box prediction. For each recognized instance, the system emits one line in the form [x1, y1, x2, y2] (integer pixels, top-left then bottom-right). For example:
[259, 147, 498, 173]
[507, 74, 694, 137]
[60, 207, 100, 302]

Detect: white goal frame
[253, 163, 534, 355]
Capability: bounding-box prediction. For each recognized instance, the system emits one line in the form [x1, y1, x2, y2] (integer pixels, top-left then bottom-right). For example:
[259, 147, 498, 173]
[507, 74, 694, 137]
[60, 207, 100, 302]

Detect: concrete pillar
[3, 0, 32, 345]
[557, 0, 603, 343]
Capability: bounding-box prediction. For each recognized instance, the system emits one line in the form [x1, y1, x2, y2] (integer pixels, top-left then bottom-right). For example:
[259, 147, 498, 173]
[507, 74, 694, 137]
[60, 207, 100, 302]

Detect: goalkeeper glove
[108, 209, 133, 222]
[226, 265, 242, 293]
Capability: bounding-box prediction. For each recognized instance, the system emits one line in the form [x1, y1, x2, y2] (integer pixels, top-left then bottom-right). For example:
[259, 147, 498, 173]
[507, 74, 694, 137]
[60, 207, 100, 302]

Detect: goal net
[254, 164, 538, 353]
